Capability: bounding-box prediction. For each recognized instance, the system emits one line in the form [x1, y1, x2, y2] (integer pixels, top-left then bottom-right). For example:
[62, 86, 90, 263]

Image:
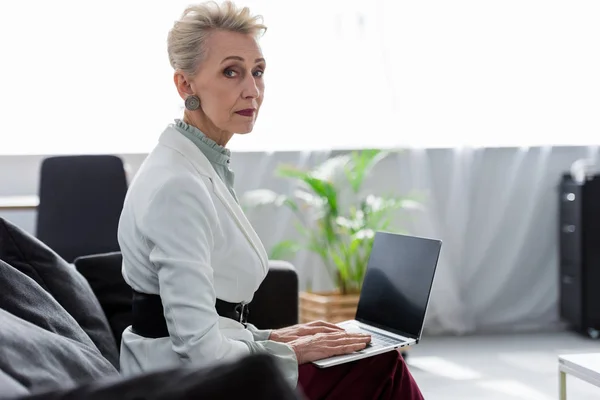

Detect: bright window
[0, 0, 599, 155]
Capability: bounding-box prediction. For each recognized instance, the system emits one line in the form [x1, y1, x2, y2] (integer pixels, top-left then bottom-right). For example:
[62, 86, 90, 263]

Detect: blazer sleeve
[244, 324, 299, 384]
[245, 323, 271, 341]
[139, 174, 251, 365]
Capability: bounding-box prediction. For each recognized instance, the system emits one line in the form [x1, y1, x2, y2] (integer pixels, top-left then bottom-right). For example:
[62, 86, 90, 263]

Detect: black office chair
[35, 155, 128, 263]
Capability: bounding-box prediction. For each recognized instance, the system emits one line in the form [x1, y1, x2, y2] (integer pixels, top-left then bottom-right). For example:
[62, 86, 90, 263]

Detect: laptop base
[311, 320, 415, 368]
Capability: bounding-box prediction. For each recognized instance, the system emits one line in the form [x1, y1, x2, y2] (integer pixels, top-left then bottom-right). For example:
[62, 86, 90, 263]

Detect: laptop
[313, 231, 442, 368]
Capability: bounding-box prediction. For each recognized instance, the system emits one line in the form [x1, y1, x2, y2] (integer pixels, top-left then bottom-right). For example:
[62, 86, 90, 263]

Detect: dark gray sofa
[0, 217, 301, 399]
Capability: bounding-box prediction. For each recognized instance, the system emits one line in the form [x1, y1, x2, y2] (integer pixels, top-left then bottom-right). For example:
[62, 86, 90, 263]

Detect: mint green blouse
[173, 119, 238, 202]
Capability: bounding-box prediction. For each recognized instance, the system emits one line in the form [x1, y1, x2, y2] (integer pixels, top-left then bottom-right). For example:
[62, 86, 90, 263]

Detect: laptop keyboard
[311, 324, 407, 366]
[358, 328, 405, 348]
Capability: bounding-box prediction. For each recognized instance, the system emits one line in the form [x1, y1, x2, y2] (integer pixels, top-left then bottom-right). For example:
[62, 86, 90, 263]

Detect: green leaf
[348, 236, 362, 255]
[292, 220, 311, 238]
[277, 165, 340, 217]
[276, 165, 310, 180]
[331, 250, 349, 281]
[269, 240, 302, 260]
[282, 197, 300, 212]
[343, 149, 391, 193]
[306, 178, 339, 215]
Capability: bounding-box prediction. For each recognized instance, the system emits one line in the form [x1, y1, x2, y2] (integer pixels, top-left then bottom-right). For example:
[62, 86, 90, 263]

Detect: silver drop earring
[185, 95, 201, 111]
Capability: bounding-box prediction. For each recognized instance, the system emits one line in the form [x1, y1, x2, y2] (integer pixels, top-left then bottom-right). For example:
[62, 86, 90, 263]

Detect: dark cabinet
[559, 174, 600, 338]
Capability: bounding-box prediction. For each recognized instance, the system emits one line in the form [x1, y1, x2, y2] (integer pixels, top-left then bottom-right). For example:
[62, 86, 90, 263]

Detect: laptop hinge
[355, 318, 418, 341]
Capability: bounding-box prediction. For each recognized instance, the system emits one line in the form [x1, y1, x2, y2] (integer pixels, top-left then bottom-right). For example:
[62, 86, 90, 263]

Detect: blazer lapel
[159, 126, 269, 274]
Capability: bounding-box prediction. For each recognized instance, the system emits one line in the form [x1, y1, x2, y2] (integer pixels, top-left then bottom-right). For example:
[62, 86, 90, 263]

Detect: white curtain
[237, 145, 600, 335]
[1, 146, 599, 336]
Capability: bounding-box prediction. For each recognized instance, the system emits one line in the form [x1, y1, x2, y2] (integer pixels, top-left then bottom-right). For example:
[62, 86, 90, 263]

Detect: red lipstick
[235, 108, 255, 117]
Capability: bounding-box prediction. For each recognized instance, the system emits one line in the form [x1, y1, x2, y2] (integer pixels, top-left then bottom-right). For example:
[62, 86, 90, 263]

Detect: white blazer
[117, 124, 297, 384]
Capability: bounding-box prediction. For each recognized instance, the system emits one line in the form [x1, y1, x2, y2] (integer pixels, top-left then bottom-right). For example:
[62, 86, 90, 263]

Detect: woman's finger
[322, 333, 371, 347]
[323, 331, 370, 340]
[329, 342, 368, 357]
[301, 326, 342, 336]
[307, 320, 344, 330]
[334, 335, 372, 345]
[313, 331, 348, 340]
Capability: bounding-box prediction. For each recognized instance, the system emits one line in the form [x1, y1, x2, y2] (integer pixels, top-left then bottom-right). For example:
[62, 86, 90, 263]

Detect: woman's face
[183, 30, 266, 135]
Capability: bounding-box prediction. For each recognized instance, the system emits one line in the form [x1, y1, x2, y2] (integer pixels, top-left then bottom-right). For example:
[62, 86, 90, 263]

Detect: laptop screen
[355, 232, 442, 339]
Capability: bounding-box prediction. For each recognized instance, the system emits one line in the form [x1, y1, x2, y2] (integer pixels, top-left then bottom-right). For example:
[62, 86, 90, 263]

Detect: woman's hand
[288, 331, 372, 364]
[269, 320, 345, 343]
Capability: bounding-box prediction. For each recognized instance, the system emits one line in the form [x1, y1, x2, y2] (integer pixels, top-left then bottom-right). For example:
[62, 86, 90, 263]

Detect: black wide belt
[131, 290, 250, 339]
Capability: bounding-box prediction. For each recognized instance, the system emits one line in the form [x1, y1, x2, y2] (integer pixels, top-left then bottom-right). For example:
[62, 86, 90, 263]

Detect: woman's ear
[174, 70, 195, 100]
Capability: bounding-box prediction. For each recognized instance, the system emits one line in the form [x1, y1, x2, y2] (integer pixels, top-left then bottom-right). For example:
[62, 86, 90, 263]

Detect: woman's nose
[242, 76, 260, 99]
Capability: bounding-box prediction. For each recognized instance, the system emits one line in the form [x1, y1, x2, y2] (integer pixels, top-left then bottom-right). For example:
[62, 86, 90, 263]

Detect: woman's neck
[183, 111, 233, 147]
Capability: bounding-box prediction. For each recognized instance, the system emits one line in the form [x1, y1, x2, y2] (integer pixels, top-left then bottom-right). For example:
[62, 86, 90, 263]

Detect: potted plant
[241, 149, 420, 323]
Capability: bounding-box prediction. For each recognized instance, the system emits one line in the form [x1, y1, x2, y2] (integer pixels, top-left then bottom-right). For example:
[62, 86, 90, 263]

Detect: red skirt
[298, 350, 424, 400]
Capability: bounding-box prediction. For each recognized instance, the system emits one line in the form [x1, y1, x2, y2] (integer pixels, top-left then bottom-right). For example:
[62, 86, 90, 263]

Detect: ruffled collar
[173, 119, 231, 166]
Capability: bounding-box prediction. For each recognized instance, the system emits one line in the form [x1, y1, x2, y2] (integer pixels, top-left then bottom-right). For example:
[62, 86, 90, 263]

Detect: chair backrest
[35, 155, 128, 263]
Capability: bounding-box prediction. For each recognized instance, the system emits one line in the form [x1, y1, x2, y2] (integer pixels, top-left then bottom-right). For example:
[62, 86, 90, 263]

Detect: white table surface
[0, 195, 39, 210]
[559, 353, 600, 399]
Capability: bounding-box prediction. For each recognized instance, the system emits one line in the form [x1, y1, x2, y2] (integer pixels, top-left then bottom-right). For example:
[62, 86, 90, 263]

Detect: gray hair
[167, 1, 267, 76]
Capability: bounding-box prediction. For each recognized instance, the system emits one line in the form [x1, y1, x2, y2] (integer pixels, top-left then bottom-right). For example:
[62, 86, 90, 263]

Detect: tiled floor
[406, 331, 600, 399]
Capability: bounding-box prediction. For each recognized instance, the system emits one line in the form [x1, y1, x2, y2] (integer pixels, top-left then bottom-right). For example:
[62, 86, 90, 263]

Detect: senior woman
[117, 1, 424, 399]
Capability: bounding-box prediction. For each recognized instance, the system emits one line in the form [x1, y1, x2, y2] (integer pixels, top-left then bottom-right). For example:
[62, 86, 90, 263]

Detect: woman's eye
[253, 70, 264, 78]
[224, 69, 237, 78]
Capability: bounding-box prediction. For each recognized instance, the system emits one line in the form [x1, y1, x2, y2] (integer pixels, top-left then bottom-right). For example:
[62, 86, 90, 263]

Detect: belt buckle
[236, 303, 248, 324]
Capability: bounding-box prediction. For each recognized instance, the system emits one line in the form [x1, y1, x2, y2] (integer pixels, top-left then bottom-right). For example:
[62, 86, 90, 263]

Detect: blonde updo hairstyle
[167, 1, 267, 77]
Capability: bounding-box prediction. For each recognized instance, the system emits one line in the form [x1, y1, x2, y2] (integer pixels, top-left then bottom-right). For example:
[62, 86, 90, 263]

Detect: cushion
[0, 260, 99, 348]
[0, 218, 119, 369]
[74, 252, 132, 347]
[0, 370, 27, 399]
[0, 308, 117, 396]
[249, 260, 299, 329]
[20, 354, 299, 400]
